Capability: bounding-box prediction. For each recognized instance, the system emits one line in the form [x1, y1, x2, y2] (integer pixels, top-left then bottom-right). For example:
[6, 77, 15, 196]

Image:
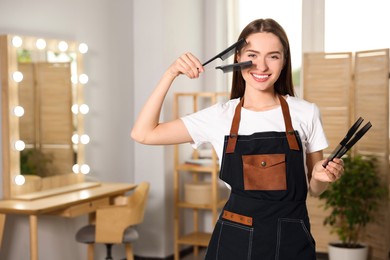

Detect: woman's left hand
[312, 158, 344, 183]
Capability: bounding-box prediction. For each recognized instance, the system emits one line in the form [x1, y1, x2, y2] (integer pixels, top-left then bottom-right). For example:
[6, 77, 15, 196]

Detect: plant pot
[328, 242, 368, 260]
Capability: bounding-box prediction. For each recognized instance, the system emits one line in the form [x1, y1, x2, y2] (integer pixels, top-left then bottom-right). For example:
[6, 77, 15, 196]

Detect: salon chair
[75, 182, 150, 260]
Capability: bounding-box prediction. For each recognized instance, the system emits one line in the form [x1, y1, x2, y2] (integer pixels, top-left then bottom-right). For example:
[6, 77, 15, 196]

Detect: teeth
[252, 74, 269, 79]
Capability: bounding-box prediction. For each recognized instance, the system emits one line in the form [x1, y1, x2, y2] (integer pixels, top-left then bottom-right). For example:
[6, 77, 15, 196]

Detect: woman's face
[237, 32, 285, 94]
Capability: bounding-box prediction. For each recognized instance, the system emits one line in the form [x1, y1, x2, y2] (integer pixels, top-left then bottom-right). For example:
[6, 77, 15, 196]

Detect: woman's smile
[251, 73, 271, 82]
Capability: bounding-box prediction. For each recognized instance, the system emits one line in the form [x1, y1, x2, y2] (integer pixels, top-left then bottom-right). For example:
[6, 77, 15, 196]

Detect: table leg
[87, 212, 95, 260]
[29, 215, 38, 260]
[0, 214, 6, 248]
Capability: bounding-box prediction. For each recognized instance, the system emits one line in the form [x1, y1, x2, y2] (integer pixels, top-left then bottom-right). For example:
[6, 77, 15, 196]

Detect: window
[325, 0, 390, 52]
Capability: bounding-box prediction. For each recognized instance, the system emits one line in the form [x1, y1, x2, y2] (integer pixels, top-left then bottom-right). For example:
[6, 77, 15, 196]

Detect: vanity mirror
[1, 35, 90, 199]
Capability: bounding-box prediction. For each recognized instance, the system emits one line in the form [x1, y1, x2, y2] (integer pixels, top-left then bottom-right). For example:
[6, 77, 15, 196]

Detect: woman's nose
[253, 58, 268, 71]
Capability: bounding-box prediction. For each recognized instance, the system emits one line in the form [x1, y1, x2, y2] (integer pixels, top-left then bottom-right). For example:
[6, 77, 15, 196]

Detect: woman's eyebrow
[244, 49, 282, 55]
[244, 49, 260, 54]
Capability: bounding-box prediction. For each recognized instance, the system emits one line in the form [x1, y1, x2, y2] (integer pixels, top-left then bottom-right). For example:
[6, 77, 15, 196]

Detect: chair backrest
[124, 181, 150, 226]
[95, 181, 150, 243]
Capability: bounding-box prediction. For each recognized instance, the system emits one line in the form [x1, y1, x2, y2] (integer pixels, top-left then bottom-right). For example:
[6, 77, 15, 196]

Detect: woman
[131, 18, 344, 259]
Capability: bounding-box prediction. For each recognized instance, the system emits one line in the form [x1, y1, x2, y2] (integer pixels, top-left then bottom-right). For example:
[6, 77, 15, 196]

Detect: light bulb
[79, 104, 89, 114]
[14, 106, 25, 117]
[79, 43, 88, 54]
[15, 175, 26, 185]
[36, 38, 46, 50]
[71, 104, 79, 114]
[12, 36, 23, 48]
[58, 41, 68, 52]
[72, 134, 79, 144]
[12, 71, 23, 82]
[72, 164, 80, 174]
[80, 164, 90, 174]
[79, 74, 89, 84]
[14, 140, 25, 151]
[80, 134, 90, 144]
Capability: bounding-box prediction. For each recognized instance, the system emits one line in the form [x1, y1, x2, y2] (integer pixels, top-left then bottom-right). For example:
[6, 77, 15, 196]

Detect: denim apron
[205, 95, 316, 260]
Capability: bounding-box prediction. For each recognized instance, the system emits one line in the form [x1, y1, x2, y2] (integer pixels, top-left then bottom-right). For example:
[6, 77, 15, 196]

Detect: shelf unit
[173, 92, 229, 260]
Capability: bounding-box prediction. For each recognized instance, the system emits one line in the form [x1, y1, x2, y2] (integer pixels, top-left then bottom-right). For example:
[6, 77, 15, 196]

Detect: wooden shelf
[177, 232, 212, 247]
[173, 92, 229, 260]
[176, 163, 217, 172]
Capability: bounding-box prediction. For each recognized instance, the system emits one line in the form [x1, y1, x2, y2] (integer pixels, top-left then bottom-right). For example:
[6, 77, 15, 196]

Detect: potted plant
[318, 153, 387, 260]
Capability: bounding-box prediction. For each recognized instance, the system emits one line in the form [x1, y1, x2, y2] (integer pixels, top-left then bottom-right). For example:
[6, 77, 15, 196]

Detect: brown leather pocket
[242, 154, 287, 190]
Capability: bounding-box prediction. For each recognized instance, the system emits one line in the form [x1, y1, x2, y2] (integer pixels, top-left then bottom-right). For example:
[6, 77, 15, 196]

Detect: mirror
[1, 35, 90, 199]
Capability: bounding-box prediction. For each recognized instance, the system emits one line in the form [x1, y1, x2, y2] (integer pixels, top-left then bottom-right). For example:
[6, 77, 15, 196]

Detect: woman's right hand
[168, 52, 204, 79]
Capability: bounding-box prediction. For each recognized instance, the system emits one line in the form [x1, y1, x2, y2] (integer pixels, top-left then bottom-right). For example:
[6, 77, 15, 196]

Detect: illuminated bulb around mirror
[80, 134, 90, 144]
[12, 71, 23, 82]
[79, 74, 89, 84]
[72, 134, 79, 144]
[13, 106, 25, 117]
[79, 43, 88, 54]
[36, 38, 46, 50]
[80, 164, 90, 174]
[71, 104, 79, 114]
[15, 175, 26, 186]
[58, 41, 68, 52]
[79, 104, 89, 114]
[14, 140, 25, 151]
[12, 36, 23, 48]
[72, 164, 80, 174]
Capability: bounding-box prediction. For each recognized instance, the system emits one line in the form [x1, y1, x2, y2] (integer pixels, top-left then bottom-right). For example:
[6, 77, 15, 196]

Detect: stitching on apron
[275, 218, 316, 260]
[224, 133, 299, 143]
[216, 219, 254, 260]
[216, 220, 223, 260]
[275, 218, 282, 260]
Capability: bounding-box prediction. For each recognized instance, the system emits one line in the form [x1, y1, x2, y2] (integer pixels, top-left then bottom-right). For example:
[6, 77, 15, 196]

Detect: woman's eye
[270, 55, 280, 59]
[248, 54, 256, 58]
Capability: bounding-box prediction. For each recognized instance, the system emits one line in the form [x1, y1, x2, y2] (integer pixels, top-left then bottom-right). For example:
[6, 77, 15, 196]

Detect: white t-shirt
[181, 95, 329, 166]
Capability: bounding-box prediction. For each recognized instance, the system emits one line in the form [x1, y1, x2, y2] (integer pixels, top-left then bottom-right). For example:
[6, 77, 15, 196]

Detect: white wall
[0, 0, 227, 258]
[132, 0, 226, 257]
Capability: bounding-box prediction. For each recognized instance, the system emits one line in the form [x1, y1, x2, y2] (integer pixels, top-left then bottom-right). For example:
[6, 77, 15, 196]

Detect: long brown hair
[230, 18, 295, 99]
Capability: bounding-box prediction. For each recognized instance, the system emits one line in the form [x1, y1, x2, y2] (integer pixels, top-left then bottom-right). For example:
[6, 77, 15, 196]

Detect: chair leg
[105, 244, 113, 260]
[87, 244, 94, 260]
[125, 243, 134, 260]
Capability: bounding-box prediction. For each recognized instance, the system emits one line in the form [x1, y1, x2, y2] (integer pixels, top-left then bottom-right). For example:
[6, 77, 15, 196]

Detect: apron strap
[225, 95, 300, 154]
[225, 98, 244, 153]
[278, 95, 300, 151]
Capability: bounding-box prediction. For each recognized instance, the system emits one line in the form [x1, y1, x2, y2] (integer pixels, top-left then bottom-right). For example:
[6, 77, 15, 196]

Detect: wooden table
[0, 182, 136, 260]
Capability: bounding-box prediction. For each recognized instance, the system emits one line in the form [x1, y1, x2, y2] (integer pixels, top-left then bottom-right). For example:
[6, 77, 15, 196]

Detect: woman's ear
[236, 53, 241, 63]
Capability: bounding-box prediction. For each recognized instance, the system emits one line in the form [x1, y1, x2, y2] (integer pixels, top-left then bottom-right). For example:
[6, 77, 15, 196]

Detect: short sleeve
[305, 104, 328, 153]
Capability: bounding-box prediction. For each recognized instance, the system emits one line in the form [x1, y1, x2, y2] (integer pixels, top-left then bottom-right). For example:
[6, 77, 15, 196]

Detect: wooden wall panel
[303, 50, 390, 259]
[354, 49, 389, 260]
[303, 53, 353, 155]
[303, 52, 354, 252]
